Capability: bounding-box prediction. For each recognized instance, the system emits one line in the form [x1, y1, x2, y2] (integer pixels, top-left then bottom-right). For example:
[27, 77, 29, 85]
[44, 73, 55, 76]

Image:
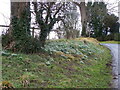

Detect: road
[101, 44, 120, 88]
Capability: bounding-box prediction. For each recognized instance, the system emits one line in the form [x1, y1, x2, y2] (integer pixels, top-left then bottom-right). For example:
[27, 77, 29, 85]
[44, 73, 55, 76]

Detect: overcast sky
[0, 0, 119, 36]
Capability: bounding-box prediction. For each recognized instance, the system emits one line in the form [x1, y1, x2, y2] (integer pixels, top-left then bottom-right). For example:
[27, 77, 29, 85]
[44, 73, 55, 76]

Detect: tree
[32, 2, 64, 47]
[2, 2, 35, 53]
[62, 2, 80, 39]
[74, 1, 87, 37]
[103, 14, 119, 34]
[10, 2, 31, 40]
[87, 2, 108, 37]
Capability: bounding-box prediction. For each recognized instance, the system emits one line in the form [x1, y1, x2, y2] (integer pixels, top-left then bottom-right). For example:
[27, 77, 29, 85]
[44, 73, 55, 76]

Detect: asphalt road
[101, 44, 120, 88]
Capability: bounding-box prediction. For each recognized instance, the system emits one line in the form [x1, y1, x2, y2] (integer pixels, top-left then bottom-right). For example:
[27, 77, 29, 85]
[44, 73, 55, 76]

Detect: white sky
[0, 0, 119, 37]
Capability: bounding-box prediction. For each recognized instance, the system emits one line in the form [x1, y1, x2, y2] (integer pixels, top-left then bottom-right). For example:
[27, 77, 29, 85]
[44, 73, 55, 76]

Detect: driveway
[101, 44, 120, 88]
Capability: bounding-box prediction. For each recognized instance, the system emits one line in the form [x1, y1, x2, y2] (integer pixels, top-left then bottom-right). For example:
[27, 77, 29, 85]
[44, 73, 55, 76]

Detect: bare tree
[32, 2, 64, 47]
[62, 2, 80, 39]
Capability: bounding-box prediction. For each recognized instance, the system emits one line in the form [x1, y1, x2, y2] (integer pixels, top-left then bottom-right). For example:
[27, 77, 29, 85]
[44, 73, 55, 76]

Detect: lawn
[2, 38, 112, 88]
[100, 41, 120, 44]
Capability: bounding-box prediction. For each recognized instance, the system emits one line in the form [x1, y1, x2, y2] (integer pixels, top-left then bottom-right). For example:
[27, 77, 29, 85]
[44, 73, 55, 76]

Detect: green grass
[100, 41, 120, 44]
[2, 39, 112, 88]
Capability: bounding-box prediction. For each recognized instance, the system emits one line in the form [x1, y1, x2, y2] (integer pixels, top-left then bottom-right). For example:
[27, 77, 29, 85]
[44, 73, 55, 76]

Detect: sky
[0, 0, 119, 38]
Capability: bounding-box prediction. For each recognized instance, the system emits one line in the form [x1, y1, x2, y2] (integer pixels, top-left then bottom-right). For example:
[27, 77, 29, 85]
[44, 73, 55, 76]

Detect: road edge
[100, 43, 118, 88]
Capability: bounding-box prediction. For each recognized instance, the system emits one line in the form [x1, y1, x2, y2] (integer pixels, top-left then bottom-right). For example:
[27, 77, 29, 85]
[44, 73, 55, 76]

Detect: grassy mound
[75, 37, 100, 44]
[2, 38, 112, 88]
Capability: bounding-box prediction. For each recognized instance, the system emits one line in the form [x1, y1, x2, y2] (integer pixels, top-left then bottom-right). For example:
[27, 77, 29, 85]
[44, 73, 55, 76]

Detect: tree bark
[73, 2, 87, 37]
[10, 2, 31, 40]
[39, 29, 48, 47]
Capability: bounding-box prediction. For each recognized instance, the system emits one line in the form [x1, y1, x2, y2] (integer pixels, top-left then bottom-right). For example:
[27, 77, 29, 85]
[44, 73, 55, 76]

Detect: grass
[100, 41, 120, 44]
[75, 37, 100, 44]
[2, 38, 112, 88]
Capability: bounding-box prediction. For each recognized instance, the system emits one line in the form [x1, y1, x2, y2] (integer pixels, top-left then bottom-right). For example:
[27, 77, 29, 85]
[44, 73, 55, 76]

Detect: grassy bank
[2, 38, 112, 88]
[100, 41, 120, 44]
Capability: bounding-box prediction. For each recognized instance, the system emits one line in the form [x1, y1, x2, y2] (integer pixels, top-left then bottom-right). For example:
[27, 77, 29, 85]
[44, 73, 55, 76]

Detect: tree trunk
[79, 2, 87, 37]
[10, 2, 31, 40]
[39, 29, 48, 47]
[74, 2, 87, 37]
[105, 28, 108, 35]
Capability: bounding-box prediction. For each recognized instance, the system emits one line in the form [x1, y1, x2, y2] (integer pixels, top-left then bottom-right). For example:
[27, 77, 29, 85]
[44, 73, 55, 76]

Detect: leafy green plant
[44, 40, 102, 57]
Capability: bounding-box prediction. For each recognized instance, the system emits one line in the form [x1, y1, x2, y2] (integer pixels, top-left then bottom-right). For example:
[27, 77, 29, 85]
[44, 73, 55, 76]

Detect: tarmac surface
[101, 44, 120, 88]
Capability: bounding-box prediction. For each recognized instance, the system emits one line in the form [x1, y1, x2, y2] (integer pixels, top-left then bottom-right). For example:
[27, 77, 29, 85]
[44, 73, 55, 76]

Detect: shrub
[2, 34, 13, 48]
[13, 37, 41, 53]
[96, 36, 105, 41]
[104, 34, 114, 41]
[2, 34, 41, 53]
[97, 33, 119, 41]
[97, 34, 114, 41]
[114, 33, 120, 41]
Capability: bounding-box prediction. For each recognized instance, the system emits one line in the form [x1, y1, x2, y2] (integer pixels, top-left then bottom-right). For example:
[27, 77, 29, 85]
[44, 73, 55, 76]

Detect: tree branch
[53, 4, 63, 18]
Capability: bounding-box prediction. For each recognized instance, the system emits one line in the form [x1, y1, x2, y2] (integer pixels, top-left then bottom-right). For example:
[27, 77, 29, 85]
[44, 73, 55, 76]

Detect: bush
[105, 34, 114, 41]
[2, 34, 13, 47]
[2, 34, 41, 53]
[96, 36, 106, 41]
[13, 37, 41, 53]
[97, 33, 120, 41]
[114, 33, 120, 41]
